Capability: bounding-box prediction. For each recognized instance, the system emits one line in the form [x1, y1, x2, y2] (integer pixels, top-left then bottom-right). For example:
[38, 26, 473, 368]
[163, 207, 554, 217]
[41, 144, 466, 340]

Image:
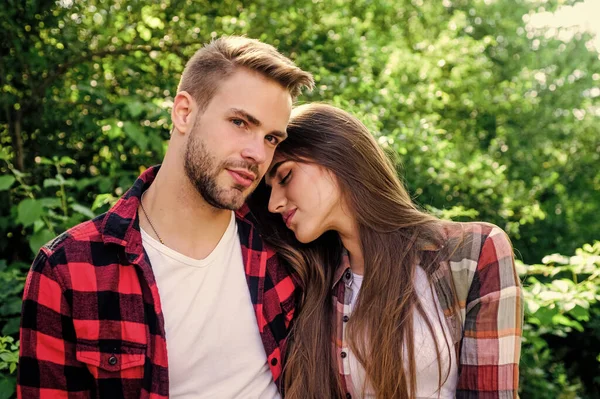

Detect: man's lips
[227, 169, 256, 188]
[282, 209, 297, 227]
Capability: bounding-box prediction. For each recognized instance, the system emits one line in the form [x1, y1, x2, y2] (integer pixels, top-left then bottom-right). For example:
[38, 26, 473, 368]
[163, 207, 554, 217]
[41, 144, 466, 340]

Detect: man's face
[184, 68, 292, 210]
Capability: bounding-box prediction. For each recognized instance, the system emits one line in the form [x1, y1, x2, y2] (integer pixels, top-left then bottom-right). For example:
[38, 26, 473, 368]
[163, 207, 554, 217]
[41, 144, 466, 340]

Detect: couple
[18, 36, 523, 398]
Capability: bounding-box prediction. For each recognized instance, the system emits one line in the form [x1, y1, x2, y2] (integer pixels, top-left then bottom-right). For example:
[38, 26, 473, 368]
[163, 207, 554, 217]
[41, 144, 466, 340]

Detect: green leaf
[0, 175, 15, 191]
[0, 297, 22, 316]
[533, 307, 557, 327]
[0, 353, 16, 363]
[551, 313, 579, 330]
[17, 199, 43, 227]
[138, 26, 152, 41]
[526, 299, 540, 314]
[1, 317, 20, 336]
[43, 178, 61, 188]
[91, 193, 117, 211]
[126, 101, 144, 118]
[71, 203, 95, 219]
[59, 156, 76, 165]
[38, 157, 54, 165]
[0, 376, 16, 399]
[563, 301, 576, 312]
[124, 122, 149, 151]
[551, 279, 573, 293]
[75, 177, 100, 191]
[570, 319, 585, 332]
[38, 197, 62, 209]
[568, 305, 590, 322]
[29, 229, 55, 254]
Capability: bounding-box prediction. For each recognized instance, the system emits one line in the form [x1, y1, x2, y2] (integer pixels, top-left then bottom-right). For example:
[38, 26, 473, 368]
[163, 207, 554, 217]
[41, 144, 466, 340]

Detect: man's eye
[232, 118, 246, 128]
[266, 135, 280, 145]
[279, 170, 292, 185]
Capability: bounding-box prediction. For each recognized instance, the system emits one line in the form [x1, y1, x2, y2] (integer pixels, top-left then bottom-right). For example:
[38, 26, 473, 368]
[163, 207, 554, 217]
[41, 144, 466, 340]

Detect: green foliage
[0, 336, 18, 399]
[519, 242, 600, 398]
[0, 0, 598, 397]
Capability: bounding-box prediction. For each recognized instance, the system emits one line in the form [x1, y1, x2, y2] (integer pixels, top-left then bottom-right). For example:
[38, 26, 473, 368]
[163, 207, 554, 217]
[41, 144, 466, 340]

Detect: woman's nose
[268, 186, 286, 213]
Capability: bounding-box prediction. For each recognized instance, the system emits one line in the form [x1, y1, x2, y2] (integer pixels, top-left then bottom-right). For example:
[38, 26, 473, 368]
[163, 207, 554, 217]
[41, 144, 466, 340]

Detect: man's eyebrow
[230, 108, 261, 126]
[230, 108, 288, 141]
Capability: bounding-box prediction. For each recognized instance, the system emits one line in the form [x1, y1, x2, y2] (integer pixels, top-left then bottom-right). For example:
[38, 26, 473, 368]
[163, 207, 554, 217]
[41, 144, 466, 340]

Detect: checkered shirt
[18, 165, 297, 398]
[331, 222, 523, 399]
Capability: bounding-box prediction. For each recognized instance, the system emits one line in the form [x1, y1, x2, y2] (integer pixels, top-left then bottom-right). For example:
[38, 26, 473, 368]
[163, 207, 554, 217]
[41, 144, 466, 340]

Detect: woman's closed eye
[279, 170, 292, 186]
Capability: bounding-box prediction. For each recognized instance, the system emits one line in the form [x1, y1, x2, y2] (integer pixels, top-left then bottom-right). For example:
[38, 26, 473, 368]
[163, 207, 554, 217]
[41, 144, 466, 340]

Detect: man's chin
[216, 188, 252, 210]
[202, 179, 257, 210]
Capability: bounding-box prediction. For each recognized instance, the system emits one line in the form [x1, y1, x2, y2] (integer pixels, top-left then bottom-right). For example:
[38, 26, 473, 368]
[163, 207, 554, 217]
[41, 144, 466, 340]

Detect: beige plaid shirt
[331, 222, 524, 398]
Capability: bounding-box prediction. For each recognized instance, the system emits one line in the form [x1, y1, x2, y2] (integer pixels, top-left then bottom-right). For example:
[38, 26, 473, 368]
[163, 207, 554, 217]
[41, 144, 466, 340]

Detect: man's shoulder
[39, 213, 109, 265]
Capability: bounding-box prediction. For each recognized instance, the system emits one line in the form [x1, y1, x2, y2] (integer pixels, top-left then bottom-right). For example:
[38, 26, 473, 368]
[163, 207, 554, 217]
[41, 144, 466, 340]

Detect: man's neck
[139, 164, 233, 260]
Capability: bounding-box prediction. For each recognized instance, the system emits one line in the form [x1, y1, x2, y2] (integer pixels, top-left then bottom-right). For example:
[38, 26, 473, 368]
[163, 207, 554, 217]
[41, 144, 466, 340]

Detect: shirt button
[343, 315, 349, 322]
[108, 355, 118, 366]
[341, 351, 347, 359]
[271, 358, 278, 366]
[344, 271, 351, 280]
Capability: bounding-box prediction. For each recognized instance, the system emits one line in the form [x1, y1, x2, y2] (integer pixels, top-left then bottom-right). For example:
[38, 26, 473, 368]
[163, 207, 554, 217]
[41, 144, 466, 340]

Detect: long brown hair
[248, 103, 453, 398]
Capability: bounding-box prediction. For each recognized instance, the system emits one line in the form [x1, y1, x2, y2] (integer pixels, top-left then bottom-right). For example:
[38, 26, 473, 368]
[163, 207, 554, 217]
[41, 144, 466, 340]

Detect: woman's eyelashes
[279, 170, 292, 185]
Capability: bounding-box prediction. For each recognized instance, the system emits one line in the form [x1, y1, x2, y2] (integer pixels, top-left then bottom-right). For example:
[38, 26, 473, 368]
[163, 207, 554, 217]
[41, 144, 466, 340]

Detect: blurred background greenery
[1, 0, 599, 397]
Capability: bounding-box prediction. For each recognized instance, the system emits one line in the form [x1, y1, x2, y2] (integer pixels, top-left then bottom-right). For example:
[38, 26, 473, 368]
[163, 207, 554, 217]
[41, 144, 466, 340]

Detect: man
[18, 36, 314, 398]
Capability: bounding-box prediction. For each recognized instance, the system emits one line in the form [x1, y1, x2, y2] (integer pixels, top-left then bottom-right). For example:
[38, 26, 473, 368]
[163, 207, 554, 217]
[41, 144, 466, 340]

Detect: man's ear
[171, 91, 196, 135]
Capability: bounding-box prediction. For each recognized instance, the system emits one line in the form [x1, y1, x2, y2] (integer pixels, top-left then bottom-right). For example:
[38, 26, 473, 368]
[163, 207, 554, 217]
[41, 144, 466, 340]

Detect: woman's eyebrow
[265, 160, 288, 186]
[268, 160, 288, 178]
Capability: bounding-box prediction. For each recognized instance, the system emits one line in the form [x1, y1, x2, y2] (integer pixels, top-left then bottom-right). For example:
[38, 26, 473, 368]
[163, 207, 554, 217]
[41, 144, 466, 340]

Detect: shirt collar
[332, 249, 353, 289]
[330, 241, 444, 290]
[100, 165, 159, 247]
[100, 164, 259, 248]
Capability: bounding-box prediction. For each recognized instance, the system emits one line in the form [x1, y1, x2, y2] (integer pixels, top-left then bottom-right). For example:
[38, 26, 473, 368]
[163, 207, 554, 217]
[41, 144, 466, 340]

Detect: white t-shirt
[347, 267, 458, 398]
[141, 212, 280, 399]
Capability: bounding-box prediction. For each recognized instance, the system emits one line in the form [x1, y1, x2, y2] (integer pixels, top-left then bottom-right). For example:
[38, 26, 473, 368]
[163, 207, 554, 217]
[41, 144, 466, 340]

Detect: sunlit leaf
[71, 203, 95, 219]
[0, 176, 15, 191]
[17, 199, 43, 227]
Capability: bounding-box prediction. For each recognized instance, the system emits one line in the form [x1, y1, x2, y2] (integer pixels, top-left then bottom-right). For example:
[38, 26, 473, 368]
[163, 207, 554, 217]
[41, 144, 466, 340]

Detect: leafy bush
[0, 336, 18, 399]
[519, 242, 600, 398]
[1, 0, 598, 398]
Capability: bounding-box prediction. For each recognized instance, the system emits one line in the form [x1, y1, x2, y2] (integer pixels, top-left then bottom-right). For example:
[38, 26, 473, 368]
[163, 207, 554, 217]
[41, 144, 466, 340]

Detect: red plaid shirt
[18, 165, 298, 398]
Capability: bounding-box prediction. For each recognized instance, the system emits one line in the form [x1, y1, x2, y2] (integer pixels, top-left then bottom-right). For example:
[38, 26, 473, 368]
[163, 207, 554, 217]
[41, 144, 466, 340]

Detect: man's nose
[241, 136, 267, 165]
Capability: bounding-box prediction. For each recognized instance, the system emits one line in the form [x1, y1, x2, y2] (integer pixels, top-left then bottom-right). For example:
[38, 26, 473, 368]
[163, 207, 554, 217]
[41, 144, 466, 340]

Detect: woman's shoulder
[435, 221, 518, 313]
[440, 221, 513, 268]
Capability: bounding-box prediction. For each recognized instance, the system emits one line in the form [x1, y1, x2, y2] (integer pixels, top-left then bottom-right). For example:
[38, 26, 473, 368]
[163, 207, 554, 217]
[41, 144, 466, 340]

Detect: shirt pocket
[76, 340, 146, 380]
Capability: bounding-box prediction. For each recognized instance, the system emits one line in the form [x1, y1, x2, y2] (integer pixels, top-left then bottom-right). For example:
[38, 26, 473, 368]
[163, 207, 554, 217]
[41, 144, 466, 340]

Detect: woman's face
[265, 154, 344, 243]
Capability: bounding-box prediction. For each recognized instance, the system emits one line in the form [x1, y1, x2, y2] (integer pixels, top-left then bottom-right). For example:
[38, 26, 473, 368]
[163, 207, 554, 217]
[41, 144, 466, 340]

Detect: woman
[248, 103, 523, 399]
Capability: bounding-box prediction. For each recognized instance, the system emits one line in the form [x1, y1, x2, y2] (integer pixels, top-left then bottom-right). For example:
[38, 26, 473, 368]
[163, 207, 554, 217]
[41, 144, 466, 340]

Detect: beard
[184, 120, 259, 210]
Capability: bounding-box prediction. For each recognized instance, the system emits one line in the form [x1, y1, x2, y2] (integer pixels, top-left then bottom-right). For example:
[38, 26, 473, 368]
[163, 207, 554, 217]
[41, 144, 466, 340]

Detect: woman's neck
[338, 224, 364, 275]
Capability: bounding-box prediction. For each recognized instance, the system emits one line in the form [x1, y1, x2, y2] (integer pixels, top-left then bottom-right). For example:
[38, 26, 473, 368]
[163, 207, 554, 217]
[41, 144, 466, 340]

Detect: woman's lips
[283, 209, 297, 227]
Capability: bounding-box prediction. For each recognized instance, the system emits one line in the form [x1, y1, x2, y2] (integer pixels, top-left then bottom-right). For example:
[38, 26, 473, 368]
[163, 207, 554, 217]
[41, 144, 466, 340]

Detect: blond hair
[177, 36, 314, 110]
